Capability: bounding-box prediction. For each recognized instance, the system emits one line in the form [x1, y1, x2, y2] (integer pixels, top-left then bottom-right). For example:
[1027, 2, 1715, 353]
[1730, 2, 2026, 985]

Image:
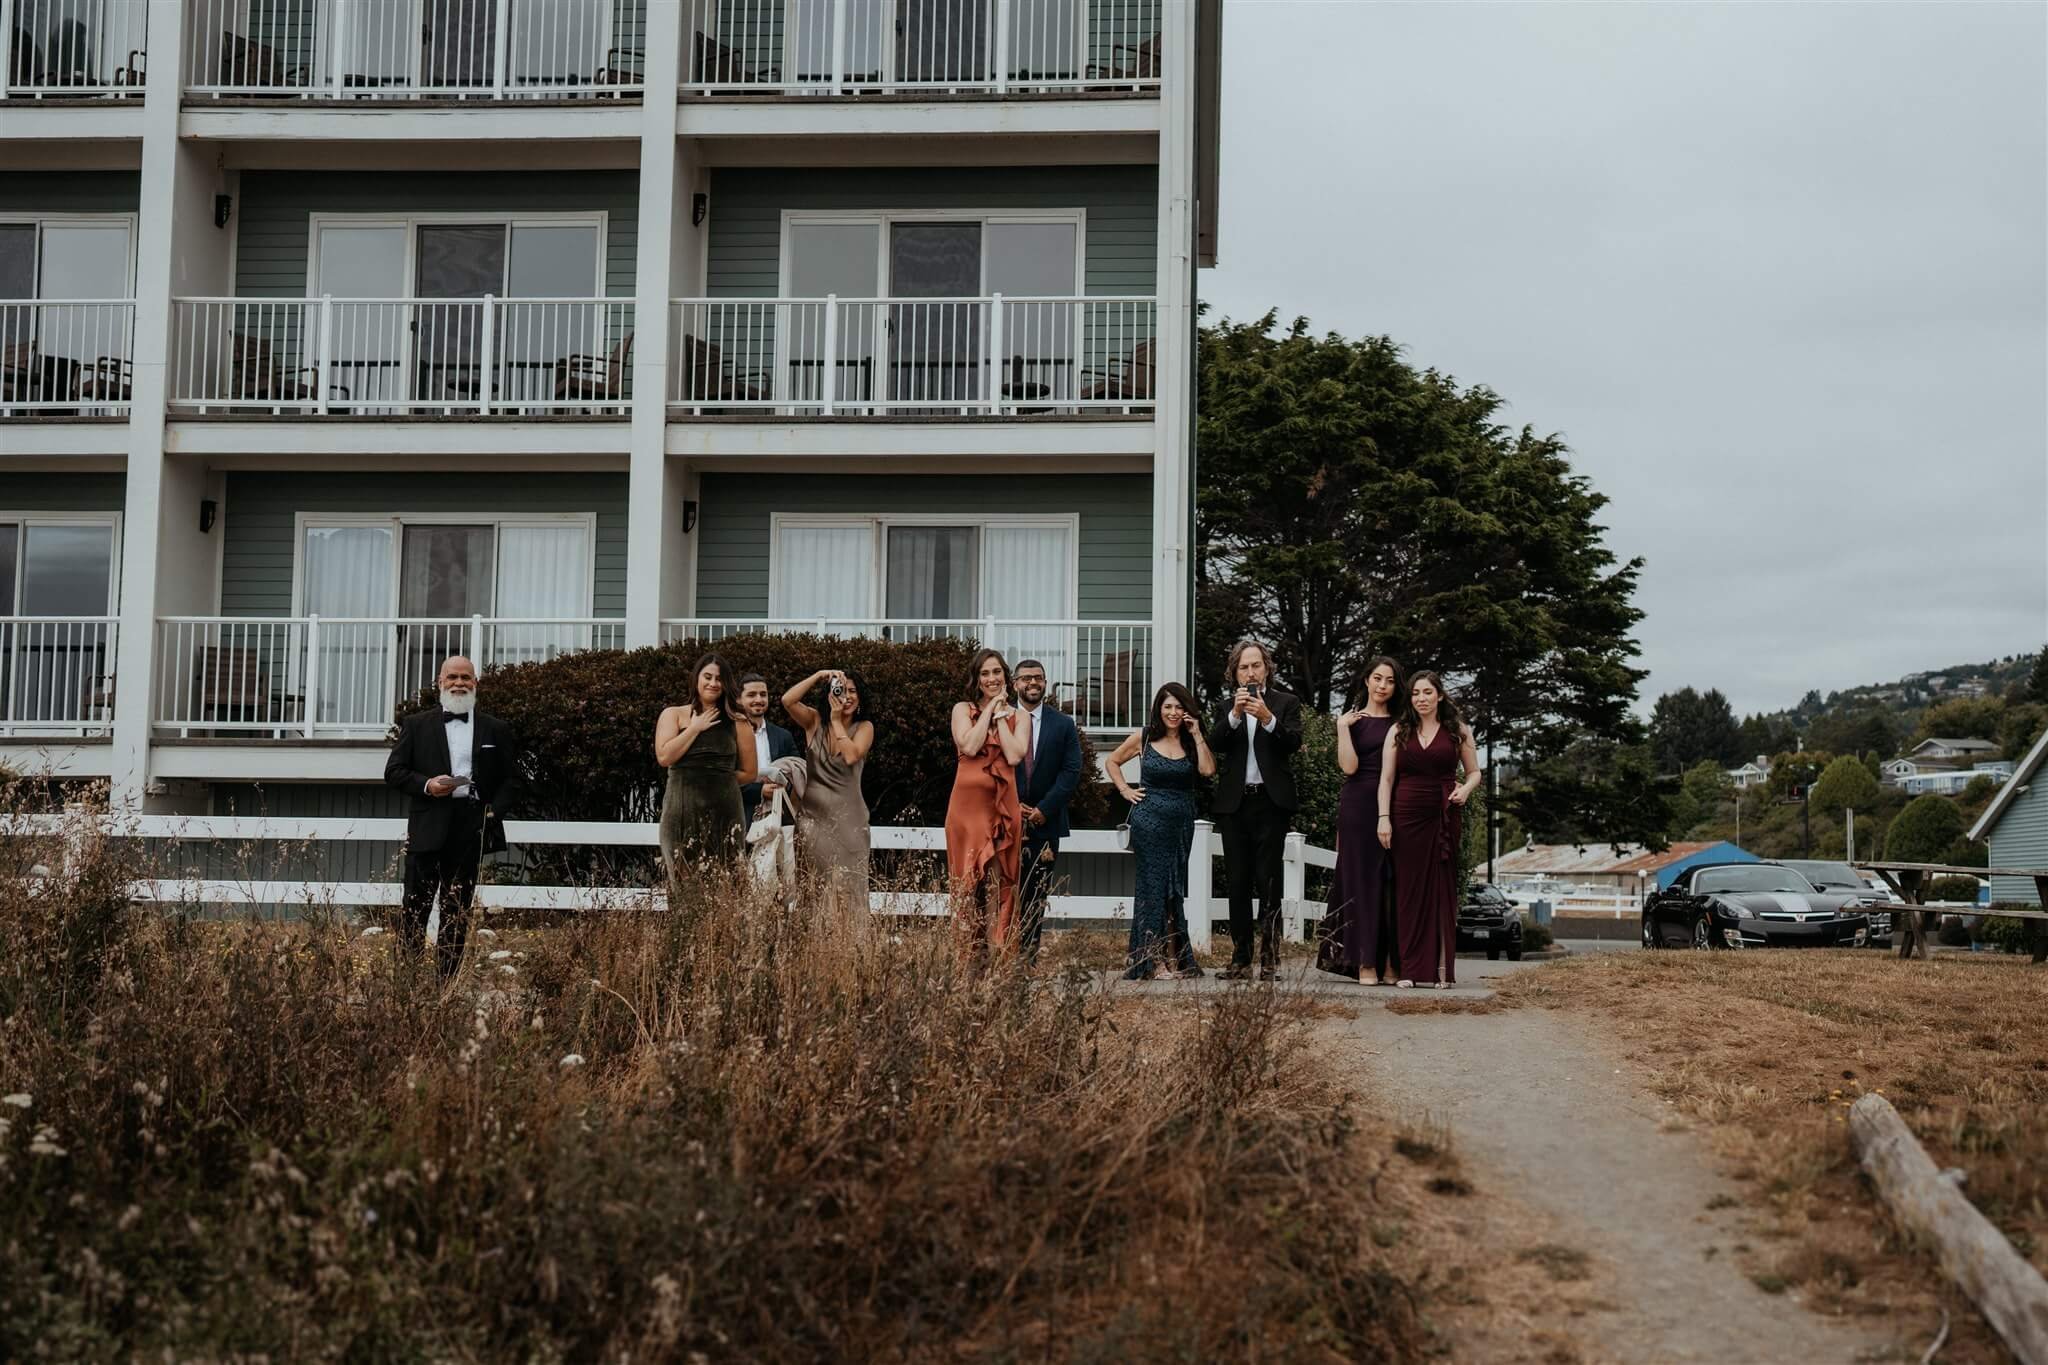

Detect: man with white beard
[384, 655, 526, 979]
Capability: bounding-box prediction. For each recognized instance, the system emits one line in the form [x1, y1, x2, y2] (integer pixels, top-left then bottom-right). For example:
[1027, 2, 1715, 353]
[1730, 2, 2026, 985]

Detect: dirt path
[1316, 991, 1903, 1363]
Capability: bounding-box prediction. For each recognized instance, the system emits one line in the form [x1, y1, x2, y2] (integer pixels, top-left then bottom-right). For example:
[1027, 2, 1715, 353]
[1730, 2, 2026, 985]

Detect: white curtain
[982, 524, 1072, 700]
[772, 524, 875, 630]
[303, 524, 394, 728]
[495, 523, 591, 663]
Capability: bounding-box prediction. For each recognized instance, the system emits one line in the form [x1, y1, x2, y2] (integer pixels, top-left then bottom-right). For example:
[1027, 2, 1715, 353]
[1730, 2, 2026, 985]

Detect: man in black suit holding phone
[385, 655, 525, 979]
[1207, 639, 1302, 981]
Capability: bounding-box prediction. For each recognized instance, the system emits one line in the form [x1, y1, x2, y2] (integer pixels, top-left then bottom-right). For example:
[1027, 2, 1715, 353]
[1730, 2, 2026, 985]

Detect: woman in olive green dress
[655, 653, 758, 886]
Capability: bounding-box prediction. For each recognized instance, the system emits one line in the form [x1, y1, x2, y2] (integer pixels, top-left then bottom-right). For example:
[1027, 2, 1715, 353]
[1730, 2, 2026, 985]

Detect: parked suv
[1459, 883, 1526, 961]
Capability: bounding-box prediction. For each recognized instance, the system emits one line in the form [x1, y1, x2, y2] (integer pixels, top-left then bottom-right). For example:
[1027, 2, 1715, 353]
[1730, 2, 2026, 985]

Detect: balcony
[168, 297, 635, 416]
[0, 617, 118, 737]
[1, 300, 136, 416]
[668, 295, 1154, 417]
[661, 617, 1152, 735]
[680, 0, 1158, 97]
[153, 615, 624, 738]
[3, 0, 147, 97]
[181, 0, 645, 98]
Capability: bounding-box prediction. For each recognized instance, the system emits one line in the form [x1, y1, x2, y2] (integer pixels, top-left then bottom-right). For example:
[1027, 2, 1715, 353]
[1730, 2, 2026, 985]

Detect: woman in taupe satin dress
[782, 666, 876, 916]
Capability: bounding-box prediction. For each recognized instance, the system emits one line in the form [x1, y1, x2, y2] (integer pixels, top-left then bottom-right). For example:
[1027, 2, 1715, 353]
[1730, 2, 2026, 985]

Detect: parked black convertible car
[1642, 862, 1871, 950]
[1459, 883, 1525, 960]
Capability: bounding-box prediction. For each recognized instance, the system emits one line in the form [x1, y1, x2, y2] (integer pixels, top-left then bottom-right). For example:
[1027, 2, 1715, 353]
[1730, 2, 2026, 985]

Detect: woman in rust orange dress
[945, 647, 1031, 971]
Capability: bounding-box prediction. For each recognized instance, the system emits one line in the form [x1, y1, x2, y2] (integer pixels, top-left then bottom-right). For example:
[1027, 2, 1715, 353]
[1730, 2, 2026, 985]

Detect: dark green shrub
[1523, 919, 1554, 951]
[400, 637, 1108, 881]
[1884, 794, 1966, 864]
[1937, 916, 1972, 947]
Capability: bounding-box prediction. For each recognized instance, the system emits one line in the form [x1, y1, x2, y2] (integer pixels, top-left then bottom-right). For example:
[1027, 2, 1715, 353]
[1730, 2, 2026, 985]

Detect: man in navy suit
[737, 673, 800, 819]
[1012, 658, 1083, 964]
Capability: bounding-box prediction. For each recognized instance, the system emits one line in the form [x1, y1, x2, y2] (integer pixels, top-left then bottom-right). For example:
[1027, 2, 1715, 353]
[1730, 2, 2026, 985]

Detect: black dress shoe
[1258, 964, 1279, 981]
[1217, 963, 1252, 981]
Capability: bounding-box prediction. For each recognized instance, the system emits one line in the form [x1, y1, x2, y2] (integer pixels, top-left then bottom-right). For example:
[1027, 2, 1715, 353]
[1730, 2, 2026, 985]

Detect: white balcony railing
[0, 617, 118, 736]
[681, 0, 1159, 95]
[182, 0, 645, 97]
[668, 295, 1155, 415]
[660, 617, 1154, 734]
[168, 296, 635, 415]
[3, 0, 147, 96]
[153, 615, 625, 736]
[1, 300, 137, 414]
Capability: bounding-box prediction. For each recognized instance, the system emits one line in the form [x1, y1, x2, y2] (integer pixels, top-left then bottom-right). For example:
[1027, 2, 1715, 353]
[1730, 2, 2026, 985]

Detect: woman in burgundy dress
[1316, 657, 1403, 983]
[1376, 671, 1483, 989]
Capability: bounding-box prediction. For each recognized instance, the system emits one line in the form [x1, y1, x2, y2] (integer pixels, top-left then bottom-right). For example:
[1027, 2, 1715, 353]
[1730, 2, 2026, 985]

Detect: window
[297, 514, 593, 728]
[771, 514, 1076, 687]
[0, 515, 119, 727]
[0, 218, 136, 376]
[307, 215, 605, 410]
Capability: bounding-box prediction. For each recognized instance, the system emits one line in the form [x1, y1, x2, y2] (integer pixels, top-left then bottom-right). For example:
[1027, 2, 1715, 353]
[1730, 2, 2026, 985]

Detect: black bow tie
[440, 710, 469, 725]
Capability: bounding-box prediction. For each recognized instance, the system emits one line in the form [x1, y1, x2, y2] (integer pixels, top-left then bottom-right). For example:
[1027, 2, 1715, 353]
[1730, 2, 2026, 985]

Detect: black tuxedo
[384, 707, 525, 976]
[741, 720, 801, 816]
[1014, 702, 1084, 961]
[1206, 689, 1303, 970]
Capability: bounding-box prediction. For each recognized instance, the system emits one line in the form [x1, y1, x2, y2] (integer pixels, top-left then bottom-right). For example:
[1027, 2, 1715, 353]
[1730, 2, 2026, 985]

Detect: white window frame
[776, 208, 1087, 299]
[0, 513, 124, 615]
[767, 511, 1079, 621]
[290, 511, 598, 617]
[0, 216, 140, 299]
[304, 212, 610, 299]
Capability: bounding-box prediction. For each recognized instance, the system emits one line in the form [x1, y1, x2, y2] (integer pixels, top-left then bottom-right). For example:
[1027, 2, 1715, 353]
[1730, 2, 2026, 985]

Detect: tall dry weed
[0, 808, 1421, 1362]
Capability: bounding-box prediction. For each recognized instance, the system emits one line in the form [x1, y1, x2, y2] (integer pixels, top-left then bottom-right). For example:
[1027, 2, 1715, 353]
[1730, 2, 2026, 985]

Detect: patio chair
[677, 334, 763, 404]
[230, 332, 348, 406]
[594, 45, 643, 87]
[9, 27, 44, 89]
[553, 330, 633, 406]
[74, 355, 133, 405]
[1087, 31, 1160, 83]
[1, 340, 38, 404]
[113, 49, 145, 88]
[691, 30, 778, 87]
[197, 646, 298, 727]
[1080, 339, 1154, 403]
[220, 32, 309, 90]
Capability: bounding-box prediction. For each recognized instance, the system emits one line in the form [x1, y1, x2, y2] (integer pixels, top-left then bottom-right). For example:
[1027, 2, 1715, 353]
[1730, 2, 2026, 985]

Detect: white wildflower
[360, 926, 384, 937]
[477, 928, 498, 939]
[30, 1125, 65, 1157]
[1, 1093, 30, 1109]
[117, 1205, 142, 1231]
[559, 1054, 586, 1068]
[489, 950, 512, 960]
[498, 964, 518, 976]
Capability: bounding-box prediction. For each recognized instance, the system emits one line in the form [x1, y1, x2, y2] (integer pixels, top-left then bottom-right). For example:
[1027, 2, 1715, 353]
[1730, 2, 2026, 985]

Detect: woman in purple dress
[1316, 657, 1403, 984]
[1376, 671, 1483, 989]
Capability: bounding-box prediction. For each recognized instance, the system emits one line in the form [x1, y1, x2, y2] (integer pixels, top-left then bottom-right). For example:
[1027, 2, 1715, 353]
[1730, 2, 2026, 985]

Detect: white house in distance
[1899, 762, 2014, 798]
[1968, 730, 2048, 904]
[1908, 736, 2000, 763]
[1, 0, 1221, 829]
[1882, 737, 2004, 787]
[1724, 755, 1772, 789]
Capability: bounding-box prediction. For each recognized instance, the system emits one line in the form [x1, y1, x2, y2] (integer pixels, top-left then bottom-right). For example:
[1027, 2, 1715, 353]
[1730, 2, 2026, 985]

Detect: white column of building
[624, 1, 688, 648]
[1149, 0, 1199, 688]
[112, 0, 229, 808]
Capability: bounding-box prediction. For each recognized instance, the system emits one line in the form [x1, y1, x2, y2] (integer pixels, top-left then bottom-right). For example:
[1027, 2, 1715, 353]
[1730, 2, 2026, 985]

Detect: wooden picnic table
[1855, 860, 2048, 962]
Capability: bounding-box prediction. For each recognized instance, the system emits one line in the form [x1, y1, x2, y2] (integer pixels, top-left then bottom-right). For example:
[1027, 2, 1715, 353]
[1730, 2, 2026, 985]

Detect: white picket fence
[7, 812, 1338, 954]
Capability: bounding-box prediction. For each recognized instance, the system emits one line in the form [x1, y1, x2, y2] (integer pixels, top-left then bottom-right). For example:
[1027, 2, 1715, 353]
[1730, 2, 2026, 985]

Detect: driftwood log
[1849, 1093, 2048, 1364]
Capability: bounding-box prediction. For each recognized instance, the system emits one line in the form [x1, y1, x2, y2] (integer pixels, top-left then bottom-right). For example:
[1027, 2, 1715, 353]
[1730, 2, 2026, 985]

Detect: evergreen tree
[2029, 644, 2048, 705]
[1648, 687, 1743, 771]
[1195, 312, 1656, 843]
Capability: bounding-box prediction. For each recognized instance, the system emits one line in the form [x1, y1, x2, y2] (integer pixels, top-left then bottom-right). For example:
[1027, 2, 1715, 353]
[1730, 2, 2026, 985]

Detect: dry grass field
[1493, 948, 2047, 1362]
[0, 819, 1430, 1362]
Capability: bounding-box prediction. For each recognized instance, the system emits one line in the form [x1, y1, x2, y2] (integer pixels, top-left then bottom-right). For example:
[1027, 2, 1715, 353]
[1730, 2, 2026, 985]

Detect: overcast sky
[1201, 0, 2048, 717]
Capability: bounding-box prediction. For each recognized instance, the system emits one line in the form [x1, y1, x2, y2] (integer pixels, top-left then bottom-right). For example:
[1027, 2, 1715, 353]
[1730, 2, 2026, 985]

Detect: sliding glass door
[301, 518, 594, 730]
[887, 221, 981, 407]
[0, 520, 118, 727]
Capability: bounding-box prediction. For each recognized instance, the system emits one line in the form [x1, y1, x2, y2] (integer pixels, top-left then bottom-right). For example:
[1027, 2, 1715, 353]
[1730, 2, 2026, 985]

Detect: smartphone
[1248, 684, 1264, 700]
